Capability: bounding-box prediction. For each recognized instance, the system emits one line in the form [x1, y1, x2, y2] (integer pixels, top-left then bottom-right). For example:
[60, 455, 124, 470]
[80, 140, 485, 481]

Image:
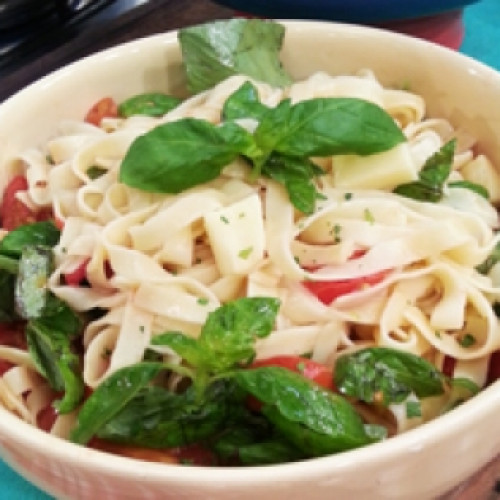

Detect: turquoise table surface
[0, 0, 499, 498]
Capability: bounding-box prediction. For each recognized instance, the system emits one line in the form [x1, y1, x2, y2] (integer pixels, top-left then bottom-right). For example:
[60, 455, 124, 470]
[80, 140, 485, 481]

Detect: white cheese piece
[332, 142, 417, 190]
[204, 193, 265, 275]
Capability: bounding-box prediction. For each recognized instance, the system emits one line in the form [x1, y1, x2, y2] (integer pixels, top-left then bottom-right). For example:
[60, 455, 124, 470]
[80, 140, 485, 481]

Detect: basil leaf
[448, 180, 489, 199]
[222, 81, 270, 122]
[238, 440, 304, 465]
[0, 221, 60, 258]
[444, 377, 479, 412]
[262, 153, 324, 215]
[118, 93, 182, 118]
[119, 118, 250, 193]
[179, 19, 292, 94]
[70, 362, 163, 445]
[476, 240, 500, 275]
[255, 97, 406, 157]
[334, 347, 446, 405]
[86, 166, 107, 180]
[14, 245, 53, 319]
[236, 366, 379, 454]
[96, 380, 240, 449]
[26, 319, 83, 413]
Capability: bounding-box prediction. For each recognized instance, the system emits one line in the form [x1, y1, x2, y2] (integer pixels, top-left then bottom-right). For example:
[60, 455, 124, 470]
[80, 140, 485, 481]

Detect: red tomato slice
[64, 258, 90, 287]
[84, 97, 119, 126]
[37, 403, 59, 433]
[1, 175, 36, 230]
[0, 360, 14, 376]
[442, 355, 456, 378]
[486, 351, 500, 385]
[303, 269, 390, 305]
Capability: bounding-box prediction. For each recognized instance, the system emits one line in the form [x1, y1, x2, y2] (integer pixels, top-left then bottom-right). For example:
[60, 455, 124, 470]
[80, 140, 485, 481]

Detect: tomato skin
[251, 355, 334, 391]
[84, 97, 118, 126]
[303, 269, 390, 305]
[0, 322, 27, 351]
[37, 404, 59, 433]
[1, 175, 36, 230]
[64, 258, 90, 287]
[442, 355, 456, 378]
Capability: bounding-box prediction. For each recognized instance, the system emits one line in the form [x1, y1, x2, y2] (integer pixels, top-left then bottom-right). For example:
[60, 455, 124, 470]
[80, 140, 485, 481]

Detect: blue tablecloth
[0, 0, 499, 498]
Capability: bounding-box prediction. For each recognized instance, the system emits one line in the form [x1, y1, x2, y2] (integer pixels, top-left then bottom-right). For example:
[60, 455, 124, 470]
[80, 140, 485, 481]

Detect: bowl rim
[1, 18, 500, 487]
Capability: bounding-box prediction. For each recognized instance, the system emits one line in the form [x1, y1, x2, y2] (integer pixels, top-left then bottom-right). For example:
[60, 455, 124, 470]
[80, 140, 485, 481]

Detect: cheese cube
[204, 193, 265, 275]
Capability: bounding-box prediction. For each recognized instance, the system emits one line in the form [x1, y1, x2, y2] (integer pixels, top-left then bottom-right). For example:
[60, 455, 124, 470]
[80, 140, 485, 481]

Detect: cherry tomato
[63, 258, 90, 287]
[84, 97, 119, 126]
[1, 175, 36, 230]
[251, 355, 334, 391]
[303, 269, 390, 305]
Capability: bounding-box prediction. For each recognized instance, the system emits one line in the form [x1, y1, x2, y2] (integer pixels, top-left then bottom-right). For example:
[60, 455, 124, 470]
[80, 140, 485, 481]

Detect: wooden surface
[2, 0, 500, 497]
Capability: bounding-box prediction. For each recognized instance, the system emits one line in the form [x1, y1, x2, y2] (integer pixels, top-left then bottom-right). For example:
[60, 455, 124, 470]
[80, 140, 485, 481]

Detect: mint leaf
[70, 362, 163, 444]
[334, 347, 446, 405]
[236, 366, 381, 454]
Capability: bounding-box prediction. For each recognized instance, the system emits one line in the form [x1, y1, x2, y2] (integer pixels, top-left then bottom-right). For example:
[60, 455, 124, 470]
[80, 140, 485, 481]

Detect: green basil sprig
[120, 84, 405, 214]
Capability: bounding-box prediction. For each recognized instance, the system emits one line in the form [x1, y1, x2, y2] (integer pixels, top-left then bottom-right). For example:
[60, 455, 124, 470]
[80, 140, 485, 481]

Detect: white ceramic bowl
[1, 21, 500, 500]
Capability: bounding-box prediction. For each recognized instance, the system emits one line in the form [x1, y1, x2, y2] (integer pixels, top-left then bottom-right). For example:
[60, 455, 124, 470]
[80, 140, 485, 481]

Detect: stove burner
[0, 0, 118, 73]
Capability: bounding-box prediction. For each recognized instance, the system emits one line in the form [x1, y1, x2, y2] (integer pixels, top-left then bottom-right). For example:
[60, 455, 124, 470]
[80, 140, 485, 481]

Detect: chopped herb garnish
[332, 224, 342, 243]
[363, 208, 375, 224]
[86, 166, 108, 180]
[459, 333, 476, 348]
[238, 246, 253, 259]
[220, 215, 230, 224]
[344, 192, 353, 201]
[197, 297, 209, 306]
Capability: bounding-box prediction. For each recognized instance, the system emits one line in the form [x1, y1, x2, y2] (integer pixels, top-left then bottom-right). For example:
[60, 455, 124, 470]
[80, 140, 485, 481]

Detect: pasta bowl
[0, 19, 500, 500]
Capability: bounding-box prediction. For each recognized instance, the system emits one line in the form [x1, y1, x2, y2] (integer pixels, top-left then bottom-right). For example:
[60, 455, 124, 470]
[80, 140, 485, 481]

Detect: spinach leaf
[119, 118, 254, 193]
[236, 366, 380, 454]
[0, 221, 60, 258]
[222, 81, 270, 122]
[27, 317, 83, 413]
[14, 245, 53, 319]
[118, 93, 182, 118]
[476, 240, 500, 275]
[254, 97, 406, 157]
[394, 139, 456, 202]
[70, 362, 163, 445]
[96, 380, 242, 449]
[179, 19, 292, 94]
[152, 297, 280, 375]
[334, 347, 446, 405]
